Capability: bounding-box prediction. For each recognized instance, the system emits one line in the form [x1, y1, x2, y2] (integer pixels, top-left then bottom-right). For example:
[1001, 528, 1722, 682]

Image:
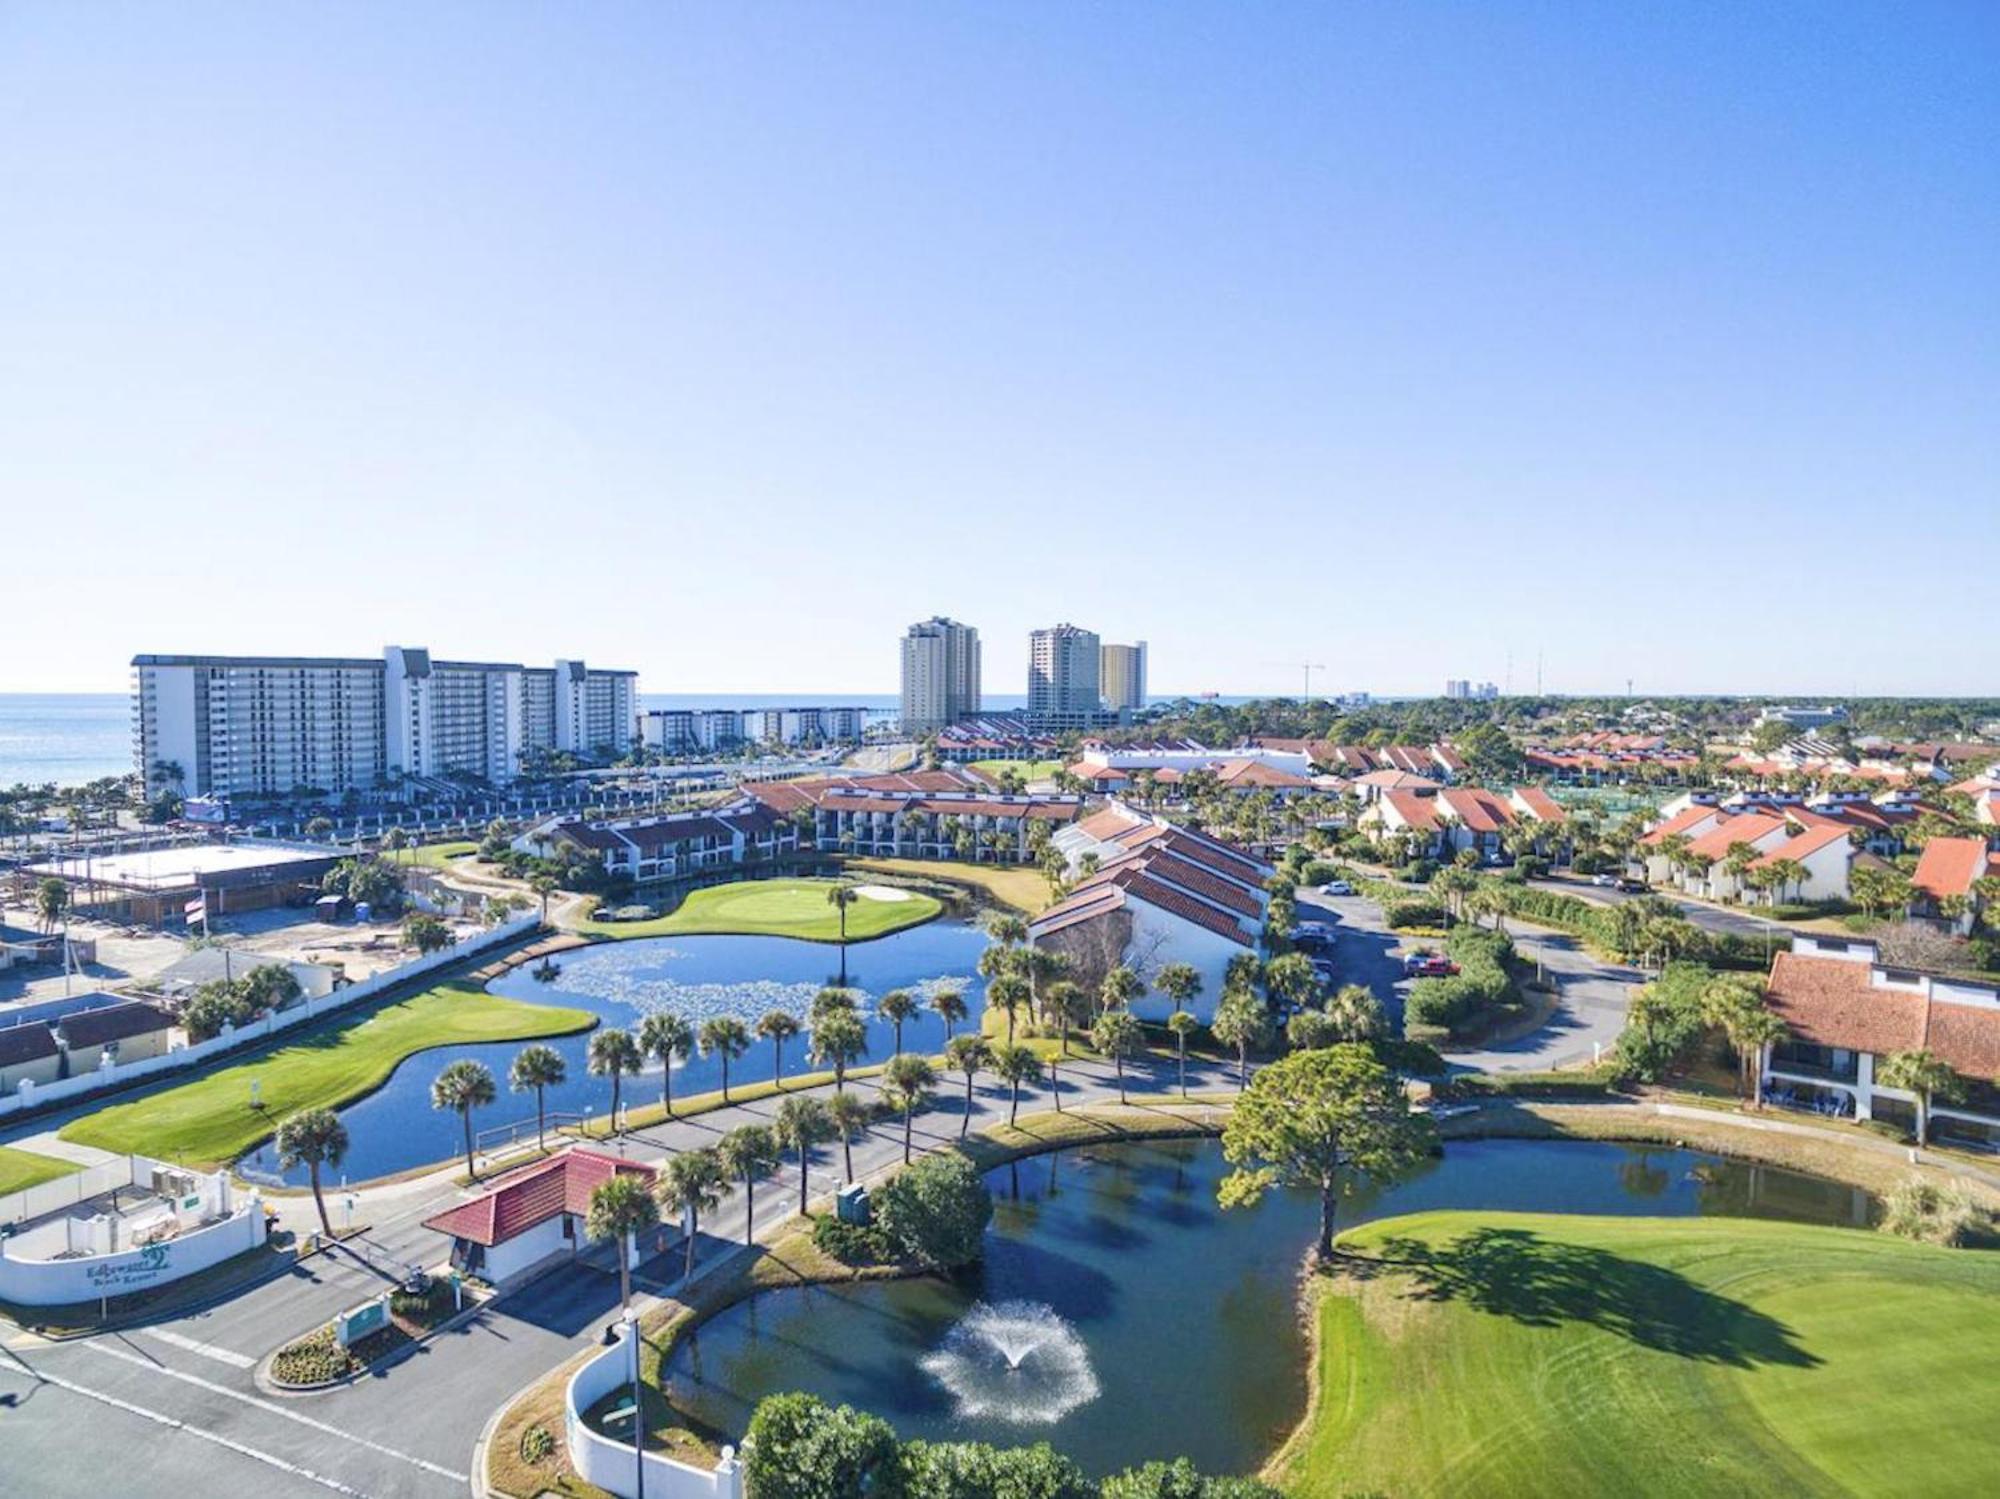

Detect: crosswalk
[138, 1326, 257, 1370]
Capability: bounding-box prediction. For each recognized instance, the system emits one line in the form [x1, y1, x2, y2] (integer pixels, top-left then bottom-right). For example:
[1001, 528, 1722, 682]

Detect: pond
[657, 1137, 1873, 1477]
[238, 920, 990, 1186]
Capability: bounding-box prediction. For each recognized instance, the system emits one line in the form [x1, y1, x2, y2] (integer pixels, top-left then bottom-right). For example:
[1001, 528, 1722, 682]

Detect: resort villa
[1762, 935, 2000, 1150]
[1032, 804, 1273, 1018]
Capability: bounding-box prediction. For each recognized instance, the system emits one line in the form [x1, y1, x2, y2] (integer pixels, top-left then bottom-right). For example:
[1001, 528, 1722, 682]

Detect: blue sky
[2, 4, 1994, 697]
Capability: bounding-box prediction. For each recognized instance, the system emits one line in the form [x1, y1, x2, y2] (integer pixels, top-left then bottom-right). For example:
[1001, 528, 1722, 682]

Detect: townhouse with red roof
[1034, 804, 1272, 1020]
[1762, 935, 2000, 1148]
[1910, 835, 2000, 934]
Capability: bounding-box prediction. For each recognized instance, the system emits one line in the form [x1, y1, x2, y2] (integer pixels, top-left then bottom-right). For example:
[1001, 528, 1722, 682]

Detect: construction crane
[1267, 661, 1328, 702]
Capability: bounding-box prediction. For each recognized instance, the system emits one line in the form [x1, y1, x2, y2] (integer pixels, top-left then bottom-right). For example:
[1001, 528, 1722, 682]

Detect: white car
[1319, 880, 1353, 896]
[1591, 873, 1618, 887]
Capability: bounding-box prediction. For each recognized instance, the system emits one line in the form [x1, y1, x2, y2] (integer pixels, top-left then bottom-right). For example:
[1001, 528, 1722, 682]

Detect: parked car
[1402, 950, 1435, 974]
[1319, 880, 1353, 896]
[1616, 877, 1647, 893]
[1414, 957, 1461, 978]
[1310, 958, 1339, 984]
[1591, 872, 1618, 887]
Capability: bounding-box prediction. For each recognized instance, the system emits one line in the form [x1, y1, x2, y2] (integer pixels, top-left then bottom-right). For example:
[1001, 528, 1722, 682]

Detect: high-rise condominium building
[134, 647, 637, 797]
[1028, 623, 1101, 718]
[1099, 640, 1148, 711]
[900, 617, 982, 733]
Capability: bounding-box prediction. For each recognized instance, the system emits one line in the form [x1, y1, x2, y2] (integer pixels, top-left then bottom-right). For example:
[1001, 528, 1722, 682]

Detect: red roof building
[424, 1149, 656, 1282]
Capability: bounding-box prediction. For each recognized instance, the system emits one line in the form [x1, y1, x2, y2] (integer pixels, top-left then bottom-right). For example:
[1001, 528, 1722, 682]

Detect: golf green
[1278, 1210, 2000, 1498]
[59, 984, 594, 1169]
[575, 877, 940, 943]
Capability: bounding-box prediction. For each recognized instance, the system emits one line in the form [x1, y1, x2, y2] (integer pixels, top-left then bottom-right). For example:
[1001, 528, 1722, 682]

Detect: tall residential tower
[1027, 623, 1101, 720]
[900, 617, 981, 733]
[1099, 640, 1148, 711]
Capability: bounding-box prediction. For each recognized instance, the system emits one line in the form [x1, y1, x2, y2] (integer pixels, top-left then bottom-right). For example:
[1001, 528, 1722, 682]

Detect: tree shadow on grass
[1371, 1227, 1820, 1369]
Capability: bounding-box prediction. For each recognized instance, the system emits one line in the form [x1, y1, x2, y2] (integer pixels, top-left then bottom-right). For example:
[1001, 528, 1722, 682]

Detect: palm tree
[1210, 992, 1270, 1090]
[827, 1091, 872, 1183]
[986, 973, 1030, 1045]
[1165, 1010, 1201, 1097]
[508, 1044, 567, 1150]
[875, 989, 917, 1056]
[589, 1028, 643, 1133]
[431, 1059, 498, 1177]
[930, 986, 968, 1040]
[774, 1096, 836, 1216]
[1090, 1011, 1143, 1104]
[382, 826, 408, 864]
[755, 1009, 802, 1087]
[586, 1173, 657, 1311]
[273, 1108, 348, 1237]
[991, 1044, 1043, 1126]
[1156, 963, 1202, 1020]
[809, 1008, 869, 1094]
[1878, 1050, 1966, 1145]
[826, 881, 860, 981]
[984, 912, 1028, 950]
[698, 1016, 751, 1104]
[1326, 984, 1387, 1042]
[881, 1054, 937, 1163]
[1098, 964, 1144, 1016]
[717, 1124, 779, 1243]
[944, 1034, 992, 1137]
[810, 985, 857, 1023]
[530, 873, 558, 924]
[1043, 979, 1089, 1056]
[638, 1010, 694, 1118]
[657, 1147, 726, 1282]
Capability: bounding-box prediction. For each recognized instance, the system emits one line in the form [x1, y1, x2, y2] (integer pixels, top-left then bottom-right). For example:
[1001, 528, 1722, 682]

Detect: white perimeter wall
[0, 915, 540, 1124]
[0, 1195, 262, 1306]
[567, 1323, 743, 1499]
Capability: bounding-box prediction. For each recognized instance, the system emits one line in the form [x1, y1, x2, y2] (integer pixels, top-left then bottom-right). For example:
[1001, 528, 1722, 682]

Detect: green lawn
[0, 1144, 80, 1196]
[404, 839, 479, 869]
[1279, 1210, 2000, 1498]
[574, 877, 941, 943]
[60, 984, 595, 1169]
[968, 758, 1065, 783]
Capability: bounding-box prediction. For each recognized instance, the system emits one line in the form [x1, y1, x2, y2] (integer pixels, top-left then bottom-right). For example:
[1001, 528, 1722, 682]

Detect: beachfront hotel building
[900, 616, 982, 733]
[133, 647, 638, 797]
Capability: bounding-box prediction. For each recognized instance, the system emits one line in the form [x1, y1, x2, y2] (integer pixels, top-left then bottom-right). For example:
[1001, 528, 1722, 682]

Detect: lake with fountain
[238, 920, 990, 1185]
[656, 1135, 1873, 1475]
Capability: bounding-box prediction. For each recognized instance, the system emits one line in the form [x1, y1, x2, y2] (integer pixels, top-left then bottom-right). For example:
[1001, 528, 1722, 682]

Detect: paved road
[1298, 889, 1641, 1073]
[0, 1048, 1239, 1499]
[1525, 875, 1784, 945]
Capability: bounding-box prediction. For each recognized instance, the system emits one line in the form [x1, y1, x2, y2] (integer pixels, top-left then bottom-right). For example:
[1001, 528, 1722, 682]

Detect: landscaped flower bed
[271, 1276, 470, 1386]
[271, 1323, 409, 1386]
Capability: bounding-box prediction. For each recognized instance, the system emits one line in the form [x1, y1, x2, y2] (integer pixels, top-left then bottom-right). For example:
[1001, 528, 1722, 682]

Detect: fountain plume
[919, 1300, 1099, 1424]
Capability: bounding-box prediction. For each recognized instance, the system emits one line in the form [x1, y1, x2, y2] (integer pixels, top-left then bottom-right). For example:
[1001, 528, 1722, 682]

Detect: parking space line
[75, 1339, 469, 1484]
[0, 1347, 374, 1498]
[140, 1327, 258, 1370]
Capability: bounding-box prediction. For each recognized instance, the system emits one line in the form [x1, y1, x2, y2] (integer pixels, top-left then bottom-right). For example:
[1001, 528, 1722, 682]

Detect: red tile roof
[1511, 786, 1567, 823]
[1437, 787, 1515, 834]
[1683, 813, 1789, 864]
[1912, 836, 1988, 901]
[1381, 790, 1441, 831]
[1640, 805, 1723, 847]
[1765, 952, 1926, 1058]
[423, 1149, 655, 1247]
[1751, 823, 1852, 870]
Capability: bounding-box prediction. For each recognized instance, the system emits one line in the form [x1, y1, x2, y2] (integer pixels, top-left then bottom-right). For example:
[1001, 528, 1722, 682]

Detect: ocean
[0, 694, 133, 787]
[0, 689, 1253, 789]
